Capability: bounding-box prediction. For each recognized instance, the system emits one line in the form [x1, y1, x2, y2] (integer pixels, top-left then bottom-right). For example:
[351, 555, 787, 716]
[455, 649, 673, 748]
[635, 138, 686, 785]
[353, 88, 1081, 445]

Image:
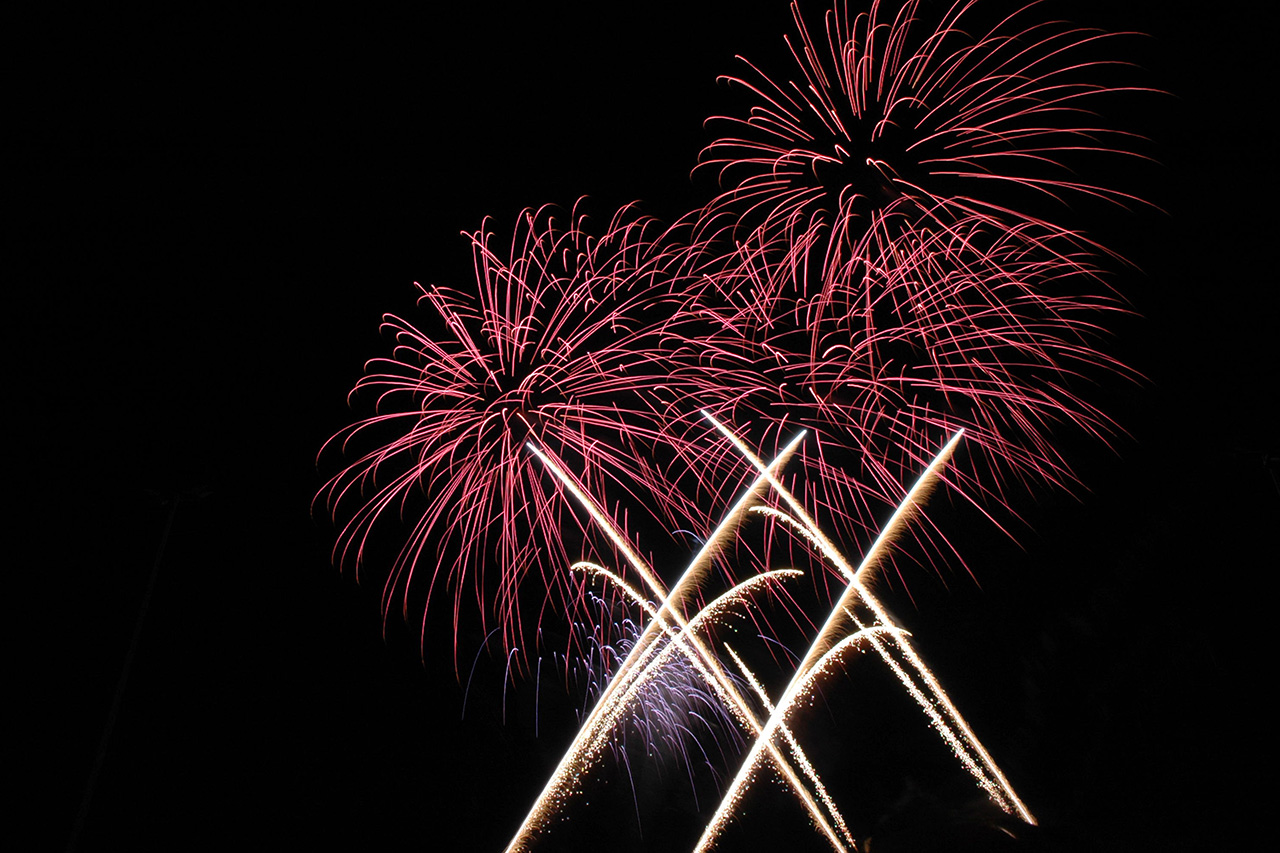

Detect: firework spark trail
[776, 625, 907, 710]
[719, 637, 910, 848]
[721, 621, 1003, 817]
[693, 424, 963, 852]
[576, 563, 856, 849]
[843, 611, 1007, 806]
[754, 497, 1036, 824]
[695, 417, 1033, 851]
[506, 439, 854, 853]
[750, 500, 1012, 811]
[561, 567, 745, 798]
[711, 409, 1039, 819]
[524, 434, 804, 715]
[572, 562, 804, 644]
[722, 623, 907, 784]
[715, 414, 1035, 818]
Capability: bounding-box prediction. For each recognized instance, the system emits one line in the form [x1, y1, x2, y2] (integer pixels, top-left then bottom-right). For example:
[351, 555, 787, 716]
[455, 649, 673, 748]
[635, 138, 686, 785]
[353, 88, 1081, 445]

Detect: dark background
[23, 1, 1274, 850]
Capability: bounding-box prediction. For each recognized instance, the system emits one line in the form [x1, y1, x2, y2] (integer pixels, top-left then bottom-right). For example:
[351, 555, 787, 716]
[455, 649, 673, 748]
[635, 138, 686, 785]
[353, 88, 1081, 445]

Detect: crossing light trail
[504, 436, 855, 853]
[694, 415, 1034, 851]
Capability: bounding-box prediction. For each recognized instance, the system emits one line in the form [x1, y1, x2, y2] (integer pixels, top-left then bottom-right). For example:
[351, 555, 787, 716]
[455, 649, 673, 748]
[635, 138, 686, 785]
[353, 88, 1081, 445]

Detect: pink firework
[317, 202, 719, 663]
[698, 0, 1149, 265]
[680, 0, 1149, 576]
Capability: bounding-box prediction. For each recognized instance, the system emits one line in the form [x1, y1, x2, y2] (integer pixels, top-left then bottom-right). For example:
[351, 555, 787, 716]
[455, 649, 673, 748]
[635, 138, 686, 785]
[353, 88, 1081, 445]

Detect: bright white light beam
[705, 412, 1036, 825]
[694, 422, 1030, 851]
[505, 436, 854, 852]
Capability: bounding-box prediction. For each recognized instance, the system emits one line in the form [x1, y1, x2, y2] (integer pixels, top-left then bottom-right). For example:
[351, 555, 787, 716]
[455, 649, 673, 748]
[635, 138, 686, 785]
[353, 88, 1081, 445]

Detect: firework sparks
[699, 0, 1147, 247]
[679, 0, 1147, 576]
[733, 430, 1037, 825]
[505, 436, 855, 852]
[313, 3, 1152, 848]
[318, 1, 1148, 665]
[316, 201, 723, 664]
[512, 416, 1033, 851]
[693, 414, 1033, 851]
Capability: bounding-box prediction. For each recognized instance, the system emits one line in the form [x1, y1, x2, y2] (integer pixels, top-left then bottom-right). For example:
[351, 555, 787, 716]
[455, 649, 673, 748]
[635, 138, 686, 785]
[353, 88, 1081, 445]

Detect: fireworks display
[322, 0, 1149, 660]
[679, 0, 1148, 569]
[313, 0, 1157, 849]
[316, 201, 722, 663]
[47, 0, 1279, 847]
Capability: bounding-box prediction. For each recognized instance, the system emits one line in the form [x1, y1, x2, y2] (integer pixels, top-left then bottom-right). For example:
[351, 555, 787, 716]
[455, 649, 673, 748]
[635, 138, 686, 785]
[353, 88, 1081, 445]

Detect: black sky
[25, 2, 1276, 850]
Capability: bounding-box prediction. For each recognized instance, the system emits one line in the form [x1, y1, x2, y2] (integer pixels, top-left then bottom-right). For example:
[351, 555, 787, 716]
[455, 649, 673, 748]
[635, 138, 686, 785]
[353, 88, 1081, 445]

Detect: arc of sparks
[722, 620, 996, 829]
[705, 411, 1035, 821]
[723, 623, 908, 732]
[574, 562, 856, 848]
[571, 562, 804, 641]
[755, 505, 1021, 814]
[708, 412, 1036, 824]
[506, 436, 855, 853]
[842, 611, 1006, 806]
[694, 416, 1033, 852]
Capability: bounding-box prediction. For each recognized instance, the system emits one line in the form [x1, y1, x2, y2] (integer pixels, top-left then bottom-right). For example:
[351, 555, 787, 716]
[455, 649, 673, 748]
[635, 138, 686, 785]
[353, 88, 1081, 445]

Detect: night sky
[27, 2, 1275, 850]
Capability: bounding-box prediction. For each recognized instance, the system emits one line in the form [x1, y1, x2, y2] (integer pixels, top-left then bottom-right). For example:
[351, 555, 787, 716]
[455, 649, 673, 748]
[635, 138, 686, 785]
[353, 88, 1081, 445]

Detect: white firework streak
[505, 436, 855, 853]
[573, 562, 855, 848]
[722, 624, 905, 731]
[717, 414, 1036, 823]
[694, 416, 1034, 852]
[750, 504, 1009, 807]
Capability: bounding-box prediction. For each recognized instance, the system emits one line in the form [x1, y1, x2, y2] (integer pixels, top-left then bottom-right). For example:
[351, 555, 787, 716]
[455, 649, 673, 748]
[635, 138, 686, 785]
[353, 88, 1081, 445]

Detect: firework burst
[698, 0, 1149, 250]
[317, 201, 718, 663]
[310, 2, 1159, 849]
[678, 0, 1148, 572]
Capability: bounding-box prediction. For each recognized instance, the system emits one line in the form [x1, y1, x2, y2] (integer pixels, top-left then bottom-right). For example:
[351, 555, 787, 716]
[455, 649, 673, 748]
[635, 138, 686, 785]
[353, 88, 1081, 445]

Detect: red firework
[319, 0, 1152, 660]
[681, 0, 1149, 576]
[317, 202, 720, 662]
[699, 0, 1150, 259]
